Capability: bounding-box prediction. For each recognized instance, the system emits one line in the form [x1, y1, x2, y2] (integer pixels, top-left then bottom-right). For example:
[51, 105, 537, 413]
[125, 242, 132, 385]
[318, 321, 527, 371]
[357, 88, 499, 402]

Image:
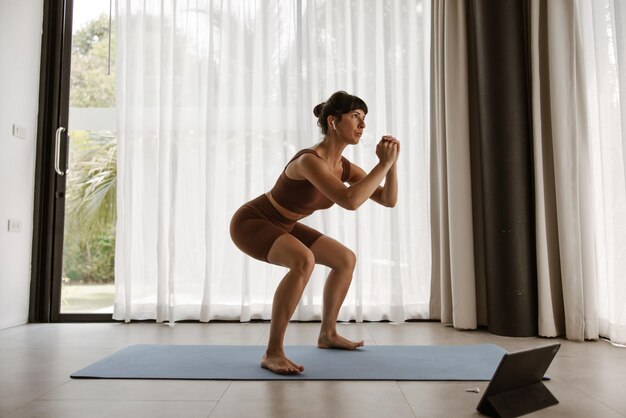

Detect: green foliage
[63, 230, 115, 283]
[66, 133, 117, 241]
[63, 13, 117, 283]
[70, 14, 115, 108]
[63, 132, 117, 282]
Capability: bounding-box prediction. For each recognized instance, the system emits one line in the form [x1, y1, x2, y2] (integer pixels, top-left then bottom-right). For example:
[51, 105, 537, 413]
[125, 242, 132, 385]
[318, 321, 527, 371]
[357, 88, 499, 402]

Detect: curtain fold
[530, 0, 603, 341]
[429, 0, 479, 330]
[586, 0, 626, 345]
[529, 0, 566, 338]
[114, 0, 432, 323]
[467, 0, 538, 337]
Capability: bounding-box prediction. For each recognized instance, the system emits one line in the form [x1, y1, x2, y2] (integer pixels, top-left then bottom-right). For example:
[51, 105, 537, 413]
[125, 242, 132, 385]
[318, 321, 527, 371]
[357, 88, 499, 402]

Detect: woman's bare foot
[261, 352, 304, 375]
[318, 331, 365, 350]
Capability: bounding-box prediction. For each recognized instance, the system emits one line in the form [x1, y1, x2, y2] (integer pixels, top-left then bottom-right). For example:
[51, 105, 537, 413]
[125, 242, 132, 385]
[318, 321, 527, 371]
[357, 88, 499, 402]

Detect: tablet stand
[479, 381, 558, 417]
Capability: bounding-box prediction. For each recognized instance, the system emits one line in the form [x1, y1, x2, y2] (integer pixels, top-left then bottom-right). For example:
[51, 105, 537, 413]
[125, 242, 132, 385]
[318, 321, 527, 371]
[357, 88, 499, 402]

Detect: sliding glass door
[60, 0, 116, 314]
[31, 0, 117, 321]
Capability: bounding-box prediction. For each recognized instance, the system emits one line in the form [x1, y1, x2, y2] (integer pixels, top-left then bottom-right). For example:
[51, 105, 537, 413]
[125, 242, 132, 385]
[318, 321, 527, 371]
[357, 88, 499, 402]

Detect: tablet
[476, 343, 560, 417]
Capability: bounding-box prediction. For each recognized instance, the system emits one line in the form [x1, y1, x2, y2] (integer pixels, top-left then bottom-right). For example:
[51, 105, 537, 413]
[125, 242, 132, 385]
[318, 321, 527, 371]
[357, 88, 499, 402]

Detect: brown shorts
[230, 194, 323, 262]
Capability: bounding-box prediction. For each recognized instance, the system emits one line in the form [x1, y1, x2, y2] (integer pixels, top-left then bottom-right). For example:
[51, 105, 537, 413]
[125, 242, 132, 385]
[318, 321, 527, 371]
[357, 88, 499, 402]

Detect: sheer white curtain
[581, 0, 626, 344]
[531, 0, 626, 344]
[114, 0, 431, 323]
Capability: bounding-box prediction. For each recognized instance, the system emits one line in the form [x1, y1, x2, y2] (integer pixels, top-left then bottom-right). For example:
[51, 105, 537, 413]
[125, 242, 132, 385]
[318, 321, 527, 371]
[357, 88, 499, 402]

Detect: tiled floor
[0, 321, 625, 417]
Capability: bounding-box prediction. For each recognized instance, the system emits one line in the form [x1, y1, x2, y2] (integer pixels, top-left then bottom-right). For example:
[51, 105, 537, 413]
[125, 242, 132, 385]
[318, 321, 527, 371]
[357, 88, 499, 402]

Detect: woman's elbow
[340, 200, 360, 211]
[340, 191, 360, 211]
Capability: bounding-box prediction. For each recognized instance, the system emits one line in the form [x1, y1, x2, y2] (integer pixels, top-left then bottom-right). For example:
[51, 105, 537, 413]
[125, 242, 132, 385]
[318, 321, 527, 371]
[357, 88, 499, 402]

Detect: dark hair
[313, 91, 368, 134]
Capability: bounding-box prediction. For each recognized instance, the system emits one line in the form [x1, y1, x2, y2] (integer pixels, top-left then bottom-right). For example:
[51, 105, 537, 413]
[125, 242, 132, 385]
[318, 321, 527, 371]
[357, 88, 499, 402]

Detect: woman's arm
[347, 162, 397, 207]
[297, 138, 398, 210]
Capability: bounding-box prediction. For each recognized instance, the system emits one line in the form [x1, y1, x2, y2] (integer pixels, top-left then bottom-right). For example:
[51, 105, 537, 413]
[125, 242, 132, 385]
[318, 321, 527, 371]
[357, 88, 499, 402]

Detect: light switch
[7, 219, 22, 232]
[12, 124, 27, 139]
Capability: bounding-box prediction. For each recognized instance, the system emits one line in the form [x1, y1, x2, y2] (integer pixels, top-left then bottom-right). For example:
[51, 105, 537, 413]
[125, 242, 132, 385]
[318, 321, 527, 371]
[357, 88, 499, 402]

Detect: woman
[230, 91, 400, 375]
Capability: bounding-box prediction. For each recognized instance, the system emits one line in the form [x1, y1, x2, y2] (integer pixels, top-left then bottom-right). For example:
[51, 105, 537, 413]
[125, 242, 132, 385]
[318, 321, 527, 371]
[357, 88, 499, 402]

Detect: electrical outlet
[7, 219, 22, 232]
[12, 124, 27, 140]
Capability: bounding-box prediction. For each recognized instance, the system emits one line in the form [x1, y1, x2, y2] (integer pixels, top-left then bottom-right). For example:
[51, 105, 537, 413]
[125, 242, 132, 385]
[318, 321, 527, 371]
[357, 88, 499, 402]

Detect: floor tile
[258, 322, 373, 346]
[40, 379, 230, 402]
[0, 381, 67, 417]
[0, 348, 116, 381]
[398, 381, 489, 418]
[0, 323, 267, 349]
[556, 359, 626, 416]
[3, 400, 216, 418]
[529, 378, 624, 418]
[366, 322, 488, 346]
[209, 381, 415, 418]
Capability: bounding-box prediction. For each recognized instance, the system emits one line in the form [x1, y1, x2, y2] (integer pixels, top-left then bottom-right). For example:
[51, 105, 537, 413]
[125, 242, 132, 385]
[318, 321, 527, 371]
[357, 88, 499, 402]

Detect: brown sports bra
[270, 149, 351, 216]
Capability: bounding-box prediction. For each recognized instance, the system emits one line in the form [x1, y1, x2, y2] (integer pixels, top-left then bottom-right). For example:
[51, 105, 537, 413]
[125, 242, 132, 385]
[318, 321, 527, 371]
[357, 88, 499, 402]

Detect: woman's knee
[289, 249, 316, 276]
[336, 249, 357, 271]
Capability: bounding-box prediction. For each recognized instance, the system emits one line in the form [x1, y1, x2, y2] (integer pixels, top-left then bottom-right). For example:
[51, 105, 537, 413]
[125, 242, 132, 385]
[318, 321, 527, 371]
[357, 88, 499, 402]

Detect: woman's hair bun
[313, 102, 326, 118]
[312, 91, 368, 135]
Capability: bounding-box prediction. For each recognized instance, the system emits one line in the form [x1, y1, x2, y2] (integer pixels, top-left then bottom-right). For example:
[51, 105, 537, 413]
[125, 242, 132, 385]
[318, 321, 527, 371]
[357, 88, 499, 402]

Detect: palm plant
[66, 132, 117, 241]
[61, 13, 117, 283]
[63, 132, 116, 282]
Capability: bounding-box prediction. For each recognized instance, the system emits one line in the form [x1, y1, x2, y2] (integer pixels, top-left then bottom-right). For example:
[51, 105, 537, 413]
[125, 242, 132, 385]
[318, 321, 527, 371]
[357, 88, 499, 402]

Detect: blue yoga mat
[71, 344, 506, 381]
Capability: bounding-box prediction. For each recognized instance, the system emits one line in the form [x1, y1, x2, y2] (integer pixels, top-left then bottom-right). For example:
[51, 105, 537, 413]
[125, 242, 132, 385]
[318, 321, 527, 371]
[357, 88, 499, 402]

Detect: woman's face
[335, 109, 366, 143]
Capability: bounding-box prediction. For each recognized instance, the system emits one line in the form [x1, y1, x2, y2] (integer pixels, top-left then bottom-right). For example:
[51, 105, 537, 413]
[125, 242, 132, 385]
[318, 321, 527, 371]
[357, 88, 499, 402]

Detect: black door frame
[30, 0, 113, 323]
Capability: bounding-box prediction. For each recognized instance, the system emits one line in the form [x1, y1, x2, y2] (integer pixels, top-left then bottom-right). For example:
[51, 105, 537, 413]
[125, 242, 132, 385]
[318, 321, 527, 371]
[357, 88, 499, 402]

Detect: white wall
[0, 0, 44, 330]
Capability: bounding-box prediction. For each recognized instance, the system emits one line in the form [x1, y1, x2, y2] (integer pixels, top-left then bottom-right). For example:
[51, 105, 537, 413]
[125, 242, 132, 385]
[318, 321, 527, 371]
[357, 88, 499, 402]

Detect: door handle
[54, 127, 70, 176]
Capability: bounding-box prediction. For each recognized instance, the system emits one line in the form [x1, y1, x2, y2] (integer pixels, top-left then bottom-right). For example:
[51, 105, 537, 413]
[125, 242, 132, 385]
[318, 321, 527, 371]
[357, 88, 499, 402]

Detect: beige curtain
[429, 0, 485, 330]
[530, 0, 599, 341]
